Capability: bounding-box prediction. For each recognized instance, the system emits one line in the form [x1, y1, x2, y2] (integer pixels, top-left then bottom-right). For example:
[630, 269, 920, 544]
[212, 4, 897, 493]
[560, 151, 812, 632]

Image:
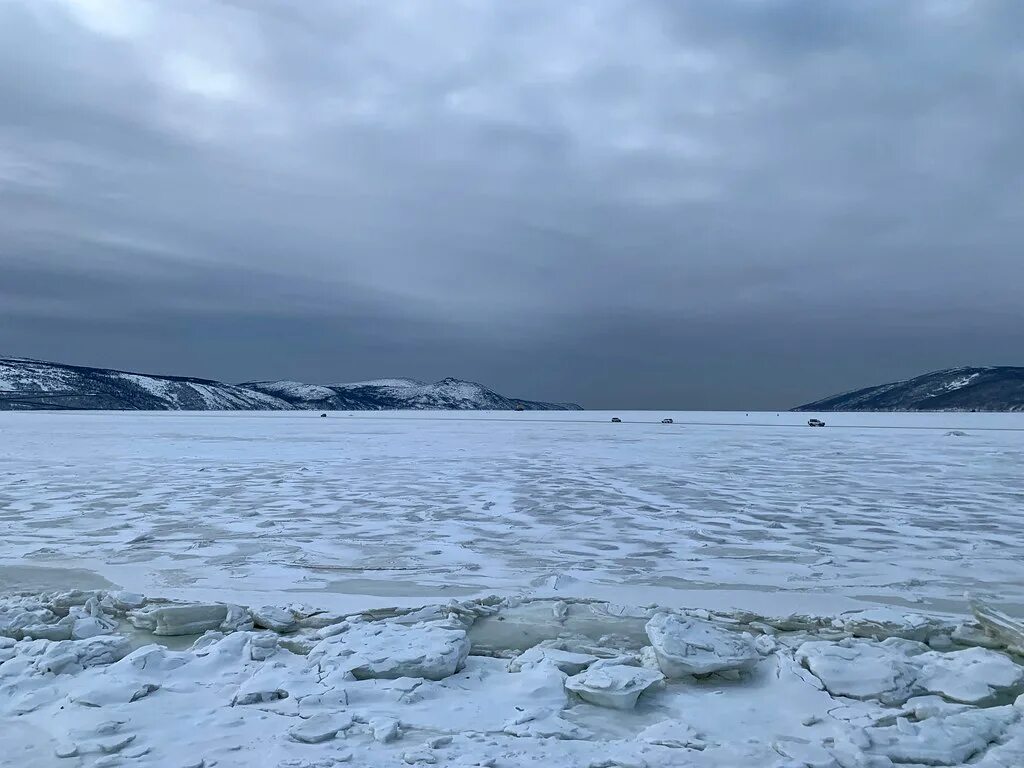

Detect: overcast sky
[1, 0, 1022, 409]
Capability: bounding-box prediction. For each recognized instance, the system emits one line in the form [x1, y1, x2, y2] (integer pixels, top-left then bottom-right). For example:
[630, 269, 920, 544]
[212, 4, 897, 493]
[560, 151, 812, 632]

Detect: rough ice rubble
[836, 706, 1023, 766]
[796, 637, 1024, 706]
[2, 590, 1024, 768]
[0, 590, 121, 642]
[835, 607, 949, 643]
[128, 603, 255, 635]
[29, 634, 133, 675]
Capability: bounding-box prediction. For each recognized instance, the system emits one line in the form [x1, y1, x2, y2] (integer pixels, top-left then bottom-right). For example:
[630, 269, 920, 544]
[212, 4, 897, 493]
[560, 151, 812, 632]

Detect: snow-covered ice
[1, 410, 1024, 766]
[308, 620, 471, 681]
[2, 589, 1023, 767]
[564, 660, 664, 710]
[644, 613, 758, 677]
[3, 410, 1023, 616]
[796, 637, 1024, 706]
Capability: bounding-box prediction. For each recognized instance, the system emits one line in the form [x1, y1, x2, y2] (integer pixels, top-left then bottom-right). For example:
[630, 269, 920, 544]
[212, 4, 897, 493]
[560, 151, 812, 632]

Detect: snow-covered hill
[794, 366, 1024, 412]
[0, 357, 581, 411]
[243, 376, 582, 411]
[0, 357, 288, 411]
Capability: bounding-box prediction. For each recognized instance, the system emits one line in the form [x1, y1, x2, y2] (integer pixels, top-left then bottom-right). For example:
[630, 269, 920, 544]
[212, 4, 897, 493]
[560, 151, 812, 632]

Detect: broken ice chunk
[645, 613, 758, 677]
[72, 616, 117, 640]
[798, 637, 1024, 707]
[53, 741, 78, 758]
[108, 592, 146, 613]
[638, 720, 706, 750]
[231, 665, 296, 706]
[249, 632, 279, 662]
[970, 596, 1024, 654]
[951, 622, 1002, 649]
[564, 663, 663, 710]
[371, 717, 402, 743]
[507, 645, 598, 675]
[502, 708, 590, 740]
[402, 749, 436, 764]
[856, 706, 1021, 766]
[34, 635, 133, 675]
[220, 604, 254, 633]
[288, 714, 349, 744]
[837, 607, 945, 643]
[309, 622, 470, 681]
[21, 622, 73, 641]
[131, 604, 229, 636]
[917, 646, 1024, 705]
[253, 607, 297, 634]
[796, 638, 925, 705]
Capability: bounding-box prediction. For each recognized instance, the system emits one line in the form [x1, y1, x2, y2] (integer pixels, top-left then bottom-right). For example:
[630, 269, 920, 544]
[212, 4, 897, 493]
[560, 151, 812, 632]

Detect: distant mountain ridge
[0, 357, 581, 411]
[794, 367, 1024, 412]
[242, 377, 581, 411]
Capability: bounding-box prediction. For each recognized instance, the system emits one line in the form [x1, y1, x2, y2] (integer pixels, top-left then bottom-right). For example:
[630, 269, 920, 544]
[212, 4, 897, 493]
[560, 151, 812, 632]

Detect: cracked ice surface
[2, 411, 1024, 766]
[1, 411, 1023, 616]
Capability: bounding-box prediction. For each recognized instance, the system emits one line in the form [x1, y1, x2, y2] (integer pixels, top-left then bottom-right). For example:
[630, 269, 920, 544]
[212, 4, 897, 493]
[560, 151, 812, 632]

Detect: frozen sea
[3, 410, 1024, 768]
[2, 409, 1023, 616]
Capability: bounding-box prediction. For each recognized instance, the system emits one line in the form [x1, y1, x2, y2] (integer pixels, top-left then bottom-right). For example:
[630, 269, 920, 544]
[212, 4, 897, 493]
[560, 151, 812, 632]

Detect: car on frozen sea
[807, 418, 826, 427]
[611, 417, 622, 423]
[662, 418, 673, 424]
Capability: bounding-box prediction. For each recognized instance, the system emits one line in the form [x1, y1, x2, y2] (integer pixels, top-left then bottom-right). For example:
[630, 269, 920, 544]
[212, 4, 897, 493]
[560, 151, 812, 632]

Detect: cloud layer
[2, 0, 1022, 407]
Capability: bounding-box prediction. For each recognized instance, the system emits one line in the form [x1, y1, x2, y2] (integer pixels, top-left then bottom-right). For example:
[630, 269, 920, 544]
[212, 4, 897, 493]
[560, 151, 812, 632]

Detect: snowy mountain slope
[243, 376, 583, 411]
[335, 378, 421, 388]
[0, 357, 291, 411]
[0, 357, 581, 411]
[794, 366, 1024, 412]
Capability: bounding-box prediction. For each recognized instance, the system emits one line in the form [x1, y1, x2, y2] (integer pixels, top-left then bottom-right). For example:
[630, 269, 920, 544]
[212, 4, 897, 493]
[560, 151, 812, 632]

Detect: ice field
[2, 410, 1024, 767]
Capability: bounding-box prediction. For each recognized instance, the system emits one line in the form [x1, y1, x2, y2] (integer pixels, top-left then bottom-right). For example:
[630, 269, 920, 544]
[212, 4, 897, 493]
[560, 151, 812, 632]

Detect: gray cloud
[1, 0, 1022, 408]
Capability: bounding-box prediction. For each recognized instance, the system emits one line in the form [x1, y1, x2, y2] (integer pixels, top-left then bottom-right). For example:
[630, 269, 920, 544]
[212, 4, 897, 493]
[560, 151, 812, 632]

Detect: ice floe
[564, 660, 664, 710]
[506, 644, 599, 674]
[797, 636, 1024, 706]
[644, 612, 759, 677]
[308, 620, 471, 681]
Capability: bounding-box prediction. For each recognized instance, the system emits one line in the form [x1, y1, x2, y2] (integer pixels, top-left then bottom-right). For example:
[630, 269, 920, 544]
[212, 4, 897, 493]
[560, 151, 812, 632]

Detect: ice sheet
[2, 410, 1024, 767]
[1, 410, 1022, 616]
